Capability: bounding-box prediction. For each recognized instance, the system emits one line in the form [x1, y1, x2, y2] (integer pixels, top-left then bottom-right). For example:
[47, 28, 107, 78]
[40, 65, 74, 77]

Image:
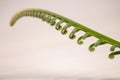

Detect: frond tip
[10, 8, 120, 59]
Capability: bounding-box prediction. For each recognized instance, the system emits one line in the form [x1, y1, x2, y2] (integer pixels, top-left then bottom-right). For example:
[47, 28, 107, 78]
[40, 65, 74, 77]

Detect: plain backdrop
[0, 0, 120, 79]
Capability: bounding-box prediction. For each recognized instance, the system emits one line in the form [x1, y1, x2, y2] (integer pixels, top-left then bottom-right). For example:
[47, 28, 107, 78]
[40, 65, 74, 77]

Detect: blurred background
[0, 0, 120, 80]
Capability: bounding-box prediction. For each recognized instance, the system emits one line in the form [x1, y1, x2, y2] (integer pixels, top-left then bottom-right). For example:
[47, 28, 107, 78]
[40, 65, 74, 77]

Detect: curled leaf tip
[55, 25, 61, 30]
[110, 44, 120, 51]
[89, 43, 95, 52]
[109, 51, 120, 59]
[110, 46, 116, 51]
[69, 34, 75, 39]
[77, 33, 91, 45]
[77, 40, 83, 45]
[61, 23, 71, 35]
[46, 15, 51, 23]
[109, 54, 114, 59]
[61, 29, 67, 34]
[89, 47, 95, 52]
[69, 28, 79, 39]
[77, 37, 83, 45]
[49, 18, 56, 26]
[55, 20, 63, 30]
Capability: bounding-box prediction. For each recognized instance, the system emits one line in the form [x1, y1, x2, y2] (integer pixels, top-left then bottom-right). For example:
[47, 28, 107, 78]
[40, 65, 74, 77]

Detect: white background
[0, 0, 120, 80]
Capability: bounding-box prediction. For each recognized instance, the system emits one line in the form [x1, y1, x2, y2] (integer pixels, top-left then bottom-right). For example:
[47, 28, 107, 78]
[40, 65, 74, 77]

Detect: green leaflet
[10, 8, 120, 59]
